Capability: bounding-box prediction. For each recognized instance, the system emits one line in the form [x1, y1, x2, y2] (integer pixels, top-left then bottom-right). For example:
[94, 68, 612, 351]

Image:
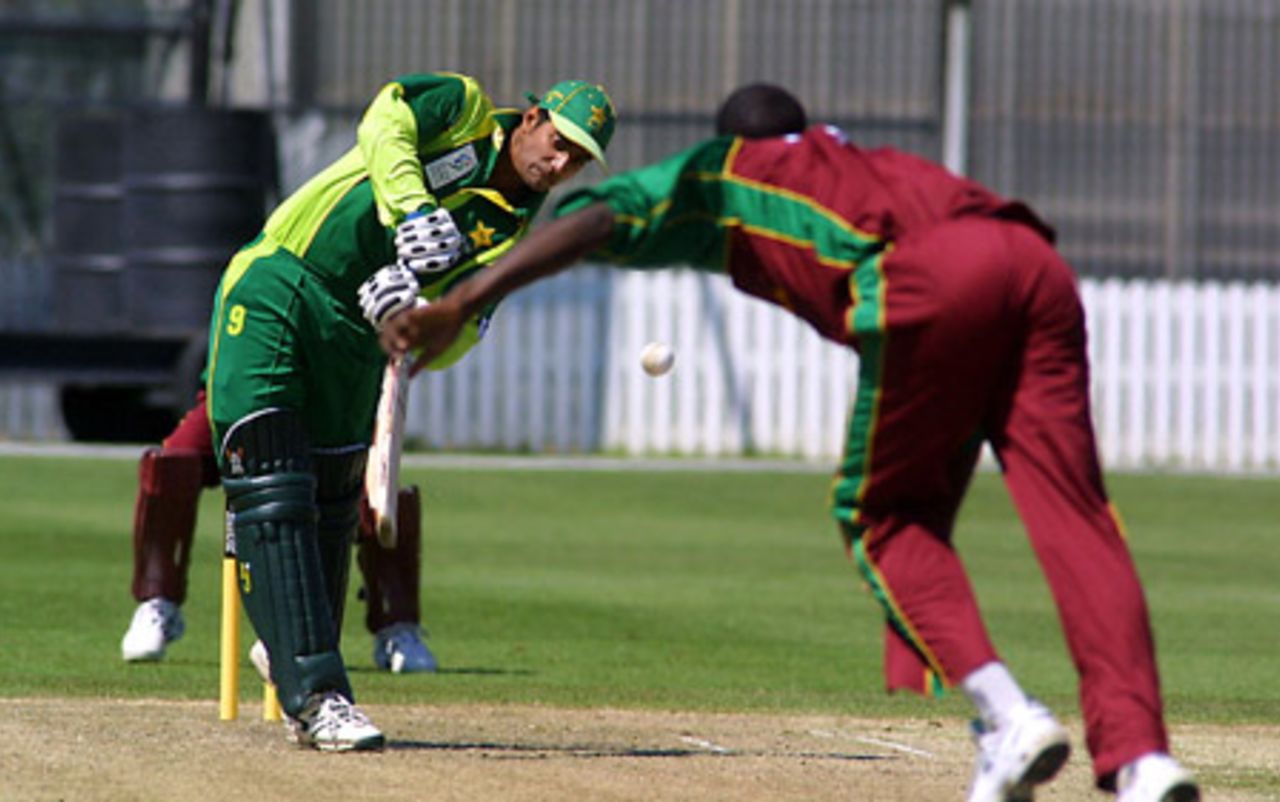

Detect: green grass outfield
[0, 451, 1275, 727]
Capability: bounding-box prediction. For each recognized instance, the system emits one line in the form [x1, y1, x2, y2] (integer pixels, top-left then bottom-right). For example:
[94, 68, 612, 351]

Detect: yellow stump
[263, 683, 282, 721]
[221, 553, 283, 722]
[219, 555, 240, 721]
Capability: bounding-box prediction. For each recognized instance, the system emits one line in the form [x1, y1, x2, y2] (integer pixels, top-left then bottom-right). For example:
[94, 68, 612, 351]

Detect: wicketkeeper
[121, 390, 435, 674]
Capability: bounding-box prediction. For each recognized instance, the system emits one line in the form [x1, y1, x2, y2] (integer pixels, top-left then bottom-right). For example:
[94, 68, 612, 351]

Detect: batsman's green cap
[525, 79, 616, 169]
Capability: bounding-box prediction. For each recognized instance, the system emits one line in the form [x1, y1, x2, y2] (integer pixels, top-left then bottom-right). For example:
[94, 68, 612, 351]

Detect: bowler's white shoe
[1116, 753, 1199, 802]
[295, 691, 385, 752]
[373, 623, 438, 673]
[967, 701, 1071, 802]
[120, 598, 185, 662]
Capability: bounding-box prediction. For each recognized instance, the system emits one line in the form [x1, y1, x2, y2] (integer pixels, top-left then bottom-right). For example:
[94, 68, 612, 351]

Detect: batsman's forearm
[450, 203, 615, 318]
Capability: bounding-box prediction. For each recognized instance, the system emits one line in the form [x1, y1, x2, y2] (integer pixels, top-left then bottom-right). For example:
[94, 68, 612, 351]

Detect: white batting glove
[395, 207, 464, 274]
[358, 263, 421, 331]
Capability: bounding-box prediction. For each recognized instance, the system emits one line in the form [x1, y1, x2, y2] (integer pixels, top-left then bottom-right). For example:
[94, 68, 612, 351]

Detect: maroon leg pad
[357, 485, 423, 633]
[130, 447, 207, 604]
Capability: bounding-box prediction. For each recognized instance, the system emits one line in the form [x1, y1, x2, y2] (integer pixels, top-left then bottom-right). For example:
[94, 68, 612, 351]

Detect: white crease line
[678, 735, 734, 754]
[809, 729, 936, 759]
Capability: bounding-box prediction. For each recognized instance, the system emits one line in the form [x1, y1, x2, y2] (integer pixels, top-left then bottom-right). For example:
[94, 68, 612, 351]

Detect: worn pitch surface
[3, 699, 1275, 801]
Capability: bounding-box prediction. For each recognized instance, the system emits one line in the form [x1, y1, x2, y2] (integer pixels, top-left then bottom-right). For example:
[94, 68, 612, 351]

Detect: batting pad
[221, 409, 353, 717]
[312, 448, 368, 638]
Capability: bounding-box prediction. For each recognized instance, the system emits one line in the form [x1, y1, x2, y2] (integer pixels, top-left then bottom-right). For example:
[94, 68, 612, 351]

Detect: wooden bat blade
[365, 354, 411, 548]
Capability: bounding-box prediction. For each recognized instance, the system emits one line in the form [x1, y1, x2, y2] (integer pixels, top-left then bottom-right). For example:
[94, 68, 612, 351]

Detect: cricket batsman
[203, 71, 614, 750]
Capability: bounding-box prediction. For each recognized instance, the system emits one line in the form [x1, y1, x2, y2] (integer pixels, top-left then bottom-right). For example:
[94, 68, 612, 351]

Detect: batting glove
[358, 263, 421, 331]
[395, 207, 464, 274]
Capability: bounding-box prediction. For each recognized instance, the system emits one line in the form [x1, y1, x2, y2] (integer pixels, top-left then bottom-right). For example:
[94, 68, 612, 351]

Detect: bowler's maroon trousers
[728, 128, 1170, 785]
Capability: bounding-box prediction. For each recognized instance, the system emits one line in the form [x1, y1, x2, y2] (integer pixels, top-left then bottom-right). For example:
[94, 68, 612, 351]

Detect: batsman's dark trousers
[832, 217, 1168, 787]
[204, 235, 382, 716]
[205, 234, 383, 453]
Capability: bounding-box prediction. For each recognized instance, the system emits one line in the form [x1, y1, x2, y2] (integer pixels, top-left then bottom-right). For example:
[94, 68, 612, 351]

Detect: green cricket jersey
[208, 72, 542, 448]
[260, 71, 541, 364]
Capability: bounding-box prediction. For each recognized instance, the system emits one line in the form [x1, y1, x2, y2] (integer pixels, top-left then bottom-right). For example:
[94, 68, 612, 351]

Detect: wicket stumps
[219, 553, 282, 722]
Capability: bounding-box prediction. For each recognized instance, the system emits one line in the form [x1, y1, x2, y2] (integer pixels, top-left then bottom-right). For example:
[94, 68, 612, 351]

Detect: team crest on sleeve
[424, 143, 479, 190]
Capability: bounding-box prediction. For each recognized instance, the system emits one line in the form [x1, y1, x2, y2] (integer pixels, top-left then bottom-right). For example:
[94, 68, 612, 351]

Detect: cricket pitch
[2, 699, 1276, 800]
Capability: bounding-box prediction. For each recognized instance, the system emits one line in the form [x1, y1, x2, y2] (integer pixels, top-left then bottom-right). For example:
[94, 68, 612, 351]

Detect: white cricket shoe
[967, 701, 1071, 802]
[1116, 753, 1199, 802]
[373, 623, 438, 673]
[249, 639, 272, 683]
[294, 691, 385, 752]
[248, 641, 303, 744]
[120, 598, 185, 662]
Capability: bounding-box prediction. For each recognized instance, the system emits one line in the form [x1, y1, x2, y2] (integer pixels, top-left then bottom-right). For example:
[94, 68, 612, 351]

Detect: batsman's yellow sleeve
[358, 81, 438, 227]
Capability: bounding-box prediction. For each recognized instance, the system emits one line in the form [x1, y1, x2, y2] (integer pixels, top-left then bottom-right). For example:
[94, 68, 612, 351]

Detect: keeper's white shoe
[295, 691, 385, 752]
[968, 701, 1071, 802]
[120, 598, 185, 662]
[373, 623, 438, 673]
[1116, 753, 1200, 802]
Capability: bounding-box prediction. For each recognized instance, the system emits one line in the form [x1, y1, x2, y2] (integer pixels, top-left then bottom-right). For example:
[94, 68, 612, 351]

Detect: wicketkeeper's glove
[358, 263, 421, 331]
[395, 207, 464, 274]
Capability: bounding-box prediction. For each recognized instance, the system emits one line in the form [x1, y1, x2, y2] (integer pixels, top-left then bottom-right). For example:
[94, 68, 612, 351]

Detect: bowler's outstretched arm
[380, 202, 615, 373]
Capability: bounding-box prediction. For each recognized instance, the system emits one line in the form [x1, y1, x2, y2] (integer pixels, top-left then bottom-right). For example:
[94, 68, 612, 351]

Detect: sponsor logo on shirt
[424, 143, 479, 190]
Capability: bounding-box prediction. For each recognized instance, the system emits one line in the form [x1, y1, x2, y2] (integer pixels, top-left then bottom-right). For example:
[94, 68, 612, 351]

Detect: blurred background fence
[1, 0, 1277, 471]
[405, 270, 1280, 473]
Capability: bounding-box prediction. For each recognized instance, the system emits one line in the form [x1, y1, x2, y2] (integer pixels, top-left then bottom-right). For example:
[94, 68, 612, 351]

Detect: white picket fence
[1081, 280, 1280, 473]
[0, 383, 65, 441]
[406, 270, 1280, 473]
[3, 272, 1279, 474]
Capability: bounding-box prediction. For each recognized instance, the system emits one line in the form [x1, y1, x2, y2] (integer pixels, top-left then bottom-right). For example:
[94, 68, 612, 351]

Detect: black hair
[714, 83, 808, 138]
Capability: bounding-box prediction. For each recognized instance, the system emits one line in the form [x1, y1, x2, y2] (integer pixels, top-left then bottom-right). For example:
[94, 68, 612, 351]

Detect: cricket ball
[640, 341, 675, 377]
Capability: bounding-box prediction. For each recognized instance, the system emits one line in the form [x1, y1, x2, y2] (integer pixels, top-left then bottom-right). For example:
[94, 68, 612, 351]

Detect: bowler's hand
[379, 298, 467, 375]
[378, 204, 617, 374]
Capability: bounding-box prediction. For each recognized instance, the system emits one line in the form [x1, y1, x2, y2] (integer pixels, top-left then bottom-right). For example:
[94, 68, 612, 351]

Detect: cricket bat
[365, 353, 411, 548]
[364, 191, 496, 545]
